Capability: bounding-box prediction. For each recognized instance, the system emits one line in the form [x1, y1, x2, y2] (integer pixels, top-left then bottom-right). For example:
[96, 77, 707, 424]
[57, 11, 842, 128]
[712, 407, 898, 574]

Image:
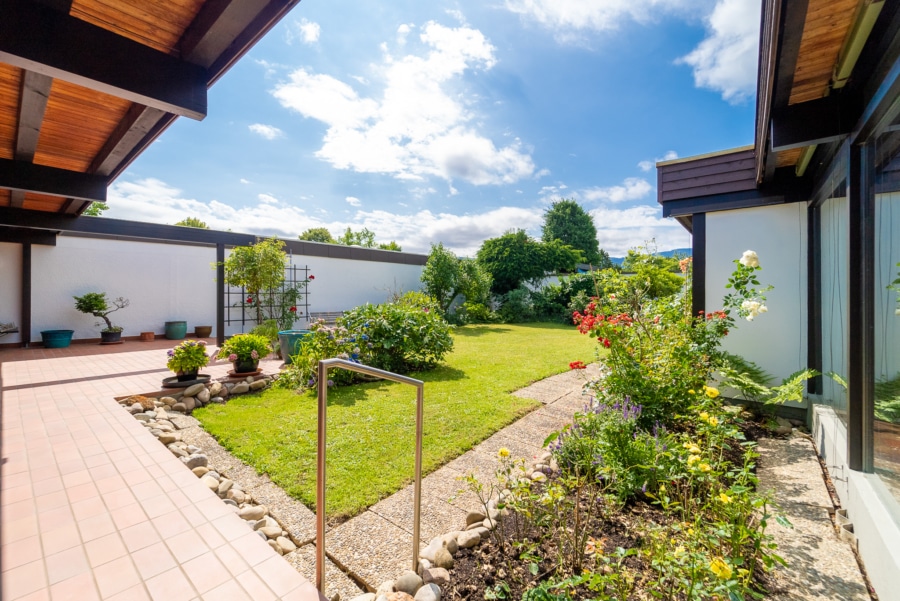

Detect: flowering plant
[166, 340, 210, 373]
[724, 249, 773, 321]
[217, 333, 271, 363]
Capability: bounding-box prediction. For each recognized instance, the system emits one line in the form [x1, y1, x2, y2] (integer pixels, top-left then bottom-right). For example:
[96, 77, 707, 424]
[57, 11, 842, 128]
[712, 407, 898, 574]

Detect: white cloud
[287, 18, 321, 45]
[638, 150, 678, 171]
[239, 178, 251, 184]
[503, 0, 704, 40]
[248, 123, 284, 140]
[582, 177, 653, 203]
[271, 21, 535, 186]
[397, 23, 413, 45]
[345, 196, 362, 207]
[678, 0, 760, 103]
[590, 205, 691, 256]
[104, 178, 688, 257]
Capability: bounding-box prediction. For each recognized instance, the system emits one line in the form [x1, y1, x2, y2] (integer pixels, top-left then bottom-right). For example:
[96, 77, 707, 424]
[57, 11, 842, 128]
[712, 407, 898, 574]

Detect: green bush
[457, 301, 498, 324]
[531, 270, 625, 322]
[497, 286, 534, 323]
[341, 293, 453, 373]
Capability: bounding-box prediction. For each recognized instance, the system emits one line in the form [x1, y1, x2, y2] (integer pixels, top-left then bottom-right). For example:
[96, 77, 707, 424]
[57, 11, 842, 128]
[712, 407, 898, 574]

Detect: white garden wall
[3, 234, 425, 344]
[706, 203, 809, 393]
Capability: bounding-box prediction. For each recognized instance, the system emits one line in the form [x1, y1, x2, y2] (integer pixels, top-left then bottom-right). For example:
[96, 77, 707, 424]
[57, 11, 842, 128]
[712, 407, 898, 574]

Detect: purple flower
[327, 379, 334, 387]
[167, 350, 175, 357]
[307, 378, 315, 387]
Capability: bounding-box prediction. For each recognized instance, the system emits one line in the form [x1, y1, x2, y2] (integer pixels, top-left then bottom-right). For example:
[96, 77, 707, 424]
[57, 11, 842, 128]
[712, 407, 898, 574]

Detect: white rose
[741, 300, 752, 309]
[896, 308, 900, 315]
[746, 315, 755, 322]
[759, 305, 768, 313]
[739, 250, 760, 268]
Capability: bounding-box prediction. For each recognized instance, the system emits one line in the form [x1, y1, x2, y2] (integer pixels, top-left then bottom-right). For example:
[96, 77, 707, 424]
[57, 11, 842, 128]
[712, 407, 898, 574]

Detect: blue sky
[107, 0, 761, 256]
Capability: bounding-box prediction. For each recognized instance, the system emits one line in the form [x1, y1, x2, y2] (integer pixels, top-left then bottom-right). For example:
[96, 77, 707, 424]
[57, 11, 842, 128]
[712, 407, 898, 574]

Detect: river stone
[168, 445, 188, 458]
[250, 379, 268, 391]
[419, 538, 443, 563]
[128, 403, 143, 414]
[227, 489, 246, 504]
[386, 594, 414, 601]
[394, 571, 422, 596]
[211, 396, 225, 404]
[259, 526, 282, 539]
[239, 505, 267, 521]
[465, 511, 485, 526]
[414, 584, 440, 601]
[422, 568, 449, 587]
[171, 403, 187, 413]
[158, 432, 177, 445]
[275, 536, 296, 553]
[160, 396, 177, 406]
[181, 397, 196, 413]
[774, 417, 793, 436]
[197, 388, 211, 403]
[474, 527, 490, 542]
[191, 466, 209, 477]
[441, 532, 460, 556]
[267, 539, 283, 555]
[349, 595, 376, 601]
[201, 476, 219, 491]
[134, 414, 151, 422]
[483, 517, 497, 530]
[457, 530, 481, 549]
[376, 581, 394, 596]
[209, 382, 224, 396]
[183, 383, 205, 397]
[217, 479, 233, 495]
[433, 547, 453, 570]
[183, 454, 208, 469]
[231, 382, 250, 394]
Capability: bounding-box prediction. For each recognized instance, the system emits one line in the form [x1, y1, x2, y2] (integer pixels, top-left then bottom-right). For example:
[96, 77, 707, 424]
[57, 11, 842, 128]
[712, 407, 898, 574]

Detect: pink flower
[250, 350, 259, 359]
[228, 353, 237, 362]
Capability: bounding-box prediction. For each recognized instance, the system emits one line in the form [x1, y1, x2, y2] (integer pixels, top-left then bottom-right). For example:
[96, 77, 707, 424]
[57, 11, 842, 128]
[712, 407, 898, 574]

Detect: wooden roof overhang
[0, 0, 300, 225]
[658, 0, 900, 226]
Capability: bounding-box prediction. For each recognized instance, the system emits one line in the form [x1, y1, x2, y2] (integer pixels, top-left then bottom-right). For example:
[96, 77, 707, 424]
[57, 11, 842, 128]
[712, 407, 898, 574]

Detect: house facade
[658, 0, 900, 596]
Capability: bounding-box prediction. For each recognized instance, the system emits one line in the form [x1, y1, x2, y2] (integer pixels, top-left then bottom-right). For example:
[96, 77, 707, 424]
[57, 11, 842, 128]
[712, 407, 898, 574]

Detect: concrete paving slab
[286, 543, 366, 601]
[325, 510, 413, 589]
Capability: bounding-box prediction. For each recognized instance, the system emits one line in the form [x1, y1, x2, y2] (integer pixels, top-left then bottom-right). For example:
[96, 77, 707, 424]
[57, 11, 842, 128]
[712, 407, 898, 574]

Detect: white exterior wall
[706, 203, 809, 392]
[2, 235, 425, 343]
[876, 192, 900, 382]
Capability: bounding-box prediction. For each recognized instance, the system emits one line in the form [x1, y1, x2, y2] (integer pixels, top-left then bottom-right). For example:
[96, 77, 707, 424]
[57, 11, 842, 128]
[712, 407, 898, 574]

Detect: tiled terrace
[0, 338, 324, 601]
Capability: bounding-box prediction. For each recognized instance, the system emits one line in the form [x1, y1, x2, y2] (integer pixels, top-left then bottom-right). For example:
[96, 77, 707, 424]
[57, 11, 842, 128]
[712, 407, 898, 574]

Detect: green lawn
[194, 323, 597, 517]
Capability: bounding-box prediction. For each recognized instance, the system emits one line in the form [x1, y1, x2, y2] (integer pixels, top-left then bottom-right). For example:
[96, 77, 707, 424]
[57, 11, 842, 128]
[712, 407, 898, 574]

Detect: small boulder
[774, 417, 793, 436]
[250, 379, 268, 391]
[160, 396, 177, 407]
[267, 539, 284, 555]
[183, 454, 208, 470]
[192, 466, 209, 477]
[208, 382, 224, 397]
[422, 568, 449, 587]
[441, 532, 460, 556]
[200, 475, 219, 491]
[197, 388, 211, 404]
[349, 595, 376, 601]
[465, 511, 485, 526]
[231, 382, 250, 395]
[238, 505, 267, 521]
[259, 526, 282, 539]
[394, 571, 423, 596]
[183, 383, 205, 397]
[158, 433, 177, 445]
[414, 584, 440, 601]
[128, 403, 143, 414]
[182, 397, 196, 413]
[376, 581, 395, 596]
[433, 547, 454, 570]
[275, 536, 296, 553]
[217, 479, 233, 495]
[386, 592, 415, 601]
[457, 530, 480, 549]
[171, 403, 187, 413]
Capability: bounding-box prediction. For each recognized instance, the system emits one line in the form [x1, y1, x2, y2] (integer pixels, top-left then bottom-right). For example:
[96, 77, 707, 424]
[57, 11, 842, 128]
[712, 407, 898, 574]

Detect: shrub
[341, 293, 453, 373]
[218, 333, 271, 362]
[166, 340, 210, 373]
[457, 301, 498, 324]
[498, 286, 534, 323]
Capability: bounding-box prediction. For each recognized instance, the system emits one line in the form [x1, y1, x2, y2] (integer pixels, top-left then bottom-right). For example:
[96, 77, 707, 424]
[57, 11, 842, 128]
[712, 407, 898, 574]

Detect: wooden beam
[0, 159, 107, 202]
[15, 70, 52, 162]
[770, 93, 860, 151]
[0, 227, 57, 246]
[0, 0, 207, 120]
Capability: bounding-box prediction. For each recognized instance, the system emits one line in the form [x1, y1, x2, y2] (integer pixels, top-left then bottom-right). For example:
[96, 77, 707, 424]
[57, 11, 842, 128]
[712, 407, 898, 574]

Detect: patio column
[217, 242, 225, 346]
[20, 241, 31, 347]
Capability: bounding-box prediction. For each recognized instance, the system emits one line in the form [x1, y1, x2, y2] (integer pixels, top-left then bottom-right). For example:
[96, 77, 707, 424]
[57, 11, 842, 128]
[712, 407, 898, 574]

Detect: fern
[719, 353, 818, 405]
[875, 375, 900, 423]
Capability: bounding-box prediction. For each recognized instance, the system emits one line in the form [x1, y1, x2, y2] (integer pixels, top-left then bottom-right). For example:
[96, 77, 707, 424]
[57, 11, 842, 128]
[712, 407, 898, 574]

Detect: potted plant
[73, 292, 129, 344]
[167, 340, 210, 381]
[218, 333, 270, 374]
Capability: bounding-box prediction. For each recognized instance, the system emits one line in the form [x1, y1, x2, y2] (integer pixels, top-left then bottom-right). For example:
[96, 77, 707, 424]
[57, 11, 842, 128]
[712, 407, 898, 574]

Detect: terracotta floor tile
[213, 544, 250, 578]
[45, 546, 90, 585]
[145, 566, 199, 601]
[120, 520, 161, 553]
[202, 579, 251, 601]
[105, 583, 152, 601]
[151, 511, 192, 539]
[40, 523, 82, 555]
[92, 555, 141, 598]
[2, 559, 47, 599]
[0, 535, 43, 571]
[48, 570, 100, 601]
[1, 514, 38, 545]
[71, 496, 107, 521]
[165, 530, 210, 564]
[84, 532, 128, 568]
[110, 502, 148, 530]
[253, 555, 308, 597]
[234, 569, 277, 601]
[77, 512, 117, 543]
[182, 551, 231, 594]
[131, 542, 178, 580]
[31, 476, 63, 497]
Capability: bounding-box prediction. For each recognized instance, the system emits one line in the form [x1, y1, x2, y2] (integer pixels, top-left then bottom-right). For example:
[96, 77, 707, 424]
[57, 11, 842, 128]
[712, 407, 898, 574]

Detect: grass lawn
[194, 322, 598, 517]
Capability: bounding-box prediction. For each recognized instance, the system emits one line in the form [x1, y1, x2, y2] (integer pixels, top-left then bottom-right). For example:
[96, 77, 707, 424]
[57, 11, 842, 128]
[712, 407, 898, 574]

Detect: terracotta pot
[140, 331, 155, 341]
[195, 326, 212, 338]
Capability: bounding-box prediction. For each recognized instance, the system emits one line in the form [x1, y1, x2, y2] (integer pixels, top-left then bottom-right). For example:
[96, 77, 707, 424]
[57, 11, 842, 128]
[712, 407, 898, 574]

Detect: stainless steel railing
[316, 358, 424, 593]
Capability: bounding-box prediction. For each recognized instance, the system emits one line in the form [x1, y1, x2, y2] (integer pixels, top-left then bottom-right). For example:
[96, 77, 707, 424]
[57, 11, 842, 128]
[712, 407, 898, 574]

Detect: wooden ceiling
[0, 0, 300, 216]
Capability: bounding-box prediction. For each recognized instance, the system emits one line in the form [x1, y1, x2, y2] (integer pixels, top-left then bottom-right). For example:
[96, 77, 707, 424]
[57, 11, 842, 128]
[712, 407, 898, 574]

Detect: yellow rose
[688, 389, 696, 395]
[710, 557, 733, 580]
[719, 492, 731, 504]
[699, 463, 712, 472]
[699, 411, 709, 422]
[688, 444, 701, 455]
[704, 386, 720, 399]
[688, 454, 701, 465]
[498, 447, 510, 459]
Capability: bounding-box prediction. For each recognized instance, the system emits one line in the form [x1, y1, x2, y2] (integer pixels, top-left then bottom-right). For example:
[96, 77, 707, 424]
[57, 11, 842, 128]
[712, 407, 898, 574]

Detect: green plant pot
[278, 330, 312, 364]
[40, 329, 74, 348]
[165, 321, 187, 340]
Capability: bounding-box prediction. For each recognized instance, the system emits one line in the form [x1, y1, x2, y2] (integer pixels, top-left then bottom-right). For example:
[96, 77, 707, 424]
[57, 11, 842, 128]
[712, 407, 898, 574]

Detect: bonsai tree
[73, 292, 129, 332]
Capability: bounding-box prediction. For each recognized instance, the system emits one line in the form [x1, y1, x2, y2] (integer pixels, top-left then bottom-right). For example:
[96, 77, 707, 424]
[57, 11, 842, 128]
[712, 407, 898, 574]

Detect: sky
[107, 0, 762, 257]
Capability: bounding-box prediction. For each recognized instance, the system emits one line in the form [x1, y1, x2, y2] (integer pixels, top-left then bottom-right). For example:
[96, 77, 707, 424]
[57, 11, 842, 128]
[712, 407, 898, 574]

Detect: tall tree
[299, 227, 336, 243]
[541, 199, 601, 264]
[335, 227, 401, 251]
[174, 217, 209, 229]
[477, 230, 582, 295]
[421, 243, 491, 313]
[81, 202, 109, 216]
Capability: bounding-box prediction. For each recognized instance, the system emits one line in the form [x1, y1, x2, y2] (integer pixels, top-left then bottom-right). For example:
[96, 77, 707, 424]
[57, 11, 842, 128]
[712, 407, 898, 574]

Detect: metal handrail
[316, 358, 424, 593]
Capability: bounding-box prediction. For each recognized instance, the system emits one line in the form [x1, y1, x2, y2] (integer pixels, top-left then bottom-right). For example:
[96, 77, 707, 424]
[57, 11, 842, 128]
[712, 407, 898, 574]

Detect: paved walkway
[1, 340, 322, 601]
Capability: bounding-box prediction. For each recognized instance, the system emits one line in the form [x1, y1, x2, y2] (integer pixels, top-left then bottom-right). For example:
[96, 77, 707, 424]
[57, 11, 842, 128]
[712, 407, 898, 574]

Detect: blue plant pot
[278, 330, 312, 364]
[41, 330, 74, 348]
[164, 321, 187, 340]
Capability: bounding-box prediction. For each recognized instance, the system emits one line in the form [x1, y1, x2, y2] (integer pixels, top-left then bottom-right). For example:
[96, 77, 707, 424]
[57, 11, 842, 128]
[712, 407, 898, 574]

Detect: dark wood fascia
[0, 207, 428, 266]
[0, 226, 57, 246]
[0, 159, 107, 202]
[691, 214, 706, 319]
[807, 204, 822, 394]
[661, 175, 810, 218]
[0, 0, 208, 120]
[770, 92, 861, 152]
[756, 0, 809, 183]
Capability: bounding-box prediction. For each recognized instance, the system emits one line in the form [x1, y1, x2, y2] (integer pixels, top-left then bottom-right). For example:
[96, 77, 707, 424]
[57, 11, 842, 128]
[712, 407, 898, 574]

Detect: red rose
[289, 306, 297, 313]
[309, 275, 315, 280]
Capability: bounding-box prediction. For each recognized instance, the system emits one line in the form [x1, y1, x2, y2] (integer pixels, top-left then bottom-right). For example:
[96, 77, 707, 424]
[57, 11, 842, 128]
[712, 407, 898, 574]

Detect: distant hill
[609, 247, 691, 266]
